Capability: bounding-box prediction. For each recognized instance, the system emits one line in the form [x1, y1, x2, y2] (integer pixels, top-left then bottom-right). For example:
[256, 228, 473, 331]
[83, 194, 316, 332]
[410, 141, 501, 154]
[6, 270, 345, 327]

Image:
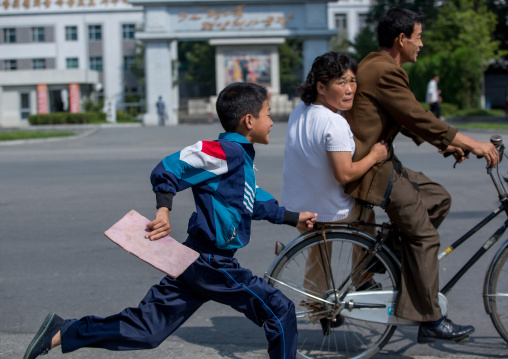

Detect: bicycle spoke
[267, 232, 399, 358]
[486, 244, 508, 343]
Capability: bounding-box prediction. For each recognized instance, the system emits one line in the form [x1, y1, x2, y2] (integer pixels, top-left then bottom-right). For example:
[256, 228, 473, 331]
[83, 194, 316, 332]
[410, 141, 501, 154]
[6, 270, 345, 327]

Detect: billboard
[224, 51, 271, 87]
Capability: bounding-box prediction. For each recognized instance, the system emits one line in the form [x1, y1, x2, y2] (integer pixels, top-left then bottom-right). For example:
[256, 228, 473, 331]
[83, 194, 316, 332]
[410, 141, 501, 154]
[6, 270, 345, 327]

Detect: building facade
[328, 0, 372, 43]
[0, 1, 142, 127]
[0, 0, 372, 127]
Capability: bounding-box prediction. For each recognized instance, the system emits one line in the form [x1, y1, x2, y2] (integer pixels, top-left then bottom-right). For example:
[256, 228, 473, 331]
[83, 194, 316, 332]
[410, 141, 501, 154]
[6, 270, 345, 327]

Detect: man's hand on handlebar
[470, 140, 499, 168]
[443, 145, 469, 164]
[444, 141, 499, 168]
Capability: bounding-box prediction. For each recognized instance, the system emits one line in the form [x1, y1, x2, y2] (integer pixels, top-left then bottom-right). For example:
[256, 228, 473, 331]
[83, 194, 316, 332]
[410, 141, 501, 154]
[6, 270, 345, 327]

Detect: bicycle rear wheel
[485, 244, 508, 343]
[266, 231, 400, 359]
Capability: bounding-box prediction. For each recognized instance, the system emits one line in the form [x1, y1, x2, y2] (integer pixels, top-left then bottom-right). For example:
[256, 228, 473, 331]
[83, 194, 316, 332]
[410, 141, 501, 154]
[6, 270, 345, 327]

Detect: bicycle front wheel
[486, 243, 508, 343]
[266, 231, 400, 359]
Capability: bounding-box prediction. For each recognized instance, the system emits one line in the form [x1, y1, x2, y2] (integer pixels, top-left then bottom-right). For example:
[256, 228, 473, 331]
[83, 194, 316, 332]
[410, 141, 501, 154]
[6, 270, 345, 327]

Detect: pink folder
[105, 210, 199, 278]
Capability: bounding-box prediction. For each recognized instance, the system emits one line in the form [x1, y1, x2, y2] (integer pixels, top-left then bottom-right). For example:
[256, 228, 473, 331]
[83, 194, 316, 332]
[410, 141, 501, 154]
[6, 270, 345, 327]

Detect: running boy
[24, 82, 317, 359]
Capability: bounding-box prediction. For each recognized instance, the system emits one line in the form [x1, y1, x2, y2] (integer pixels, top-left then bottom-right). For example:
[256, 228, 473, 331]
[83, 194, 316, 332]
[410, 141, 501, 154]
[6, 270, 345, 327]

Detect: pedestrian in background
[426, 74, 441, 119]
[156, 96, 166, 126]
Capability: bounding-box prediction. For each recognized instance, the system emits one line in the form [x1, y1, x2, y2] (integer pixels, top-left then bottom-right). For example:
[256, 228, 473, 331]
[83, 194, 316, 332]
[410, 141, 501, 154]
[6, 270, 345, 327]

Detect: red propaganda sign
[36, 84, 48, 114]
[69, 83, 80, 113]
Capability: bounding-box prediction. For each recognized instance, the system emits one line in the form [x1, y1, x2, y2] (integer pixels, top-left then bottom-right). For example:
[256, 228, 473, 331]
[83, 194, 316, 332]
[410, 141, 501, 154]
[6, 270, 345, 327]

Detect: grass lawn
[456, 122, 508, 131]
[0, 131, 76, 141]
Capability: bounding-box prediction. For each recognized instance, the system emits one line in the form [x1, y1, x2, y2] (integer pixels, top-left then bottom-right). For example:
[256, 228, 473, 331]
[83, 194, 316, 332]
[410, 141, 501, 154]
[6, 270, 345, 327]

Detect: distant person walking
[156, 96, 166, 126]
[426, 74, 441, 119]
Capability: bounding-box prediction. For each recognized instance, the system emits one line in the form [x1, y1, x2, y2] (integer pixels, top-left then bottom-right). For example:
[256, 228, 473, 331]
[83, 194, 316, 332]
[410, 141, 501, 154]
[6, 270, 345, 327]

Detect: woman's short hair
[297, 52, 357, 106]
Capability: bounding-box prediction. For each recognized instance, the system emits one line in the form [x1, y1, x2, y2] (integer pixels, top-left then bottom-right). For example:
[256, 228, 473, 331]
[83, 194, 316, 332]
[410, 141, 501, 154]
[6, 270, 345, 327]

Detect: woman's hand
[370, 141, 389, 163]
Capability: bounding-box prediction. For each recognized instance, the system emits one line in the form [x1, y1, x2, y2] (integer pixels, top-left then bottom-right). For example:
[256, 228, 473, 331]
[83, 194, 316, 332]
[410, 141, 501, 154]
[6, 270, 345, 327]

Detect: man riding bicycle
[343, 8, 499, 344]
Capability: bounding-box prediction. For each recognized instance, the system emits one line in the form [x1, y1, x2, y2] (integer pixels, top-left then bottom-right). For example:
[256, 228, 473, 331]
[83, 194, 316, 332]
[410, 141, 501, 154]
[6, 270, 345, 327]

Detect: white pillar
[144, 41, 178, 126]
[0, 86, 4, 127]
[102, 17, 123, 109]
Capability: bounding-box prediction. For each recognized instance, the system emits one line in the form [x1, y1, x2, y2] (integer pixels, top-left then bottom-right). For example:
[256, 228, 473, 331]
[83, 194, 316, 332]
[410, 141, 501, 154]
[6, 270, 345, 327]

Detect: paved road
[1, 124, 507, 358]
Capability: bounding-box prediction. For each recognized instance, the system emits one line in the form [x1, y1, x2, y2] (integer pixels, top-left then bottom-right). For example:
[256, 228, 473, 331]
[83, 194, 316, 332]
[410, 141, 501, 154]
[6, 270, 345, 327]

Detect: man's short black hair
[377, 8, 424, 48]
[216, 82, 268, 132]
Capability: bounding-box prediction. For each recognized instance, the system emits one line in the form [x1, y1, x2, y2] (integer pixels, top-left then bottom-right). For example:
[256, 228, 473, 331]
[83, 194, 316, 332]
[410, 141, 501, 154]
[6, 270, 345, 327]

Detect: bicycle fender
[483, 237, 508, 315]
[265, 225, 382, 277]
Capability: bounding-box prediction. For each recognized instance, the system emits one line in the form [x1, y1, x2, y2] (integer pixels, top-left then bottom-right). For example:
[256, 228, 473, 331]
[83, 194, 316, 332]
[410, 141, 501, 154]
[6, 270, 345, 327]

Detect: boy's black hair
[297, 51, 357, 106]
[216, 82, 269, 132]
[377, 8, 424, 48]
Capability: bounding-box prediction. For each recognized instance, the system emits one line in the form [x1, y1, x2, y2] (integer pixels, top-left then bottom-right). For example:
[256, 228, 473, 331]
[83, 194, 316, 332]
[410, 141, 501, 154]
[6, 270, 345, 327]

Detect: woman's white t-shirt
[281, 102, 355, 221]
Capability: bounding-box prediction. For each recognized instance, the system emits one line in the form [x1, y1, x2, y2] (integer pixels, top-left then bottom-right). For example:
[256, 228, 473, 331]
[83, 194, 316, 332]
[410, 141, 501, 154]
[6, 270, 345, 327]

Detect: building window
[20, 93, 31, 120]
[122, 24, 135, 39]
[4, 59, 17, 71]
[88, 25, 102, 41]
[66, 57, 79, 69]
[123, 56, 135, 72]
[334, 14, 348, 32]
[3, 28, 16, 43]
[65, 26, 78, 41]
[89, 57, 102, 71]
[32, 58, 46, 69]
[31, 27, 45, 42]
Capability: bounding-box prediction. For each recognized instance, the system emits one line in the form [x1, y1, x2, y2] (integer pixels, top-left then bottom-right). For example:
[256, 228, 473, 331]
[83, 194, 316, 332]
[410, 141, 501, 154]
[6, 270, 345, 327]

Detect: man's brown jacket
[343, 51, 457, 206]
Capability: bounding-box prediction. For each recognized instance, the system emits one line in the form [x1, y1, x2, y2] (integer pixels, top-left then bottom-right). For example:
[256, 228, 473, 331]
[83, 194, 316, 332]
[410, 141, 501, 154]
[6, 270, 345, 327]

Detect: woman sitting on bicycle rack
[280, 51, 388, 333]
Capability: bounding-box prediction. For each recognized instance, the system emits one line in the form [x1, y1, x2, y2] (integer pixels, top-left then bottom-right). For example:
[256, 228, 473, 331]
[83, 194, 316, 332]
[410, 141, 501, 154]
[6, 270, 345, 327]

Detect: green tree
[366, 0, 440, 35]
[278, 39, 303, 97]
[128, 42, 146, 114]
[178, 42, 216, 97]
[412, 0, 504, 108]
[348, 27, 378, 63]
[424, 0, 500, 63]
[487, 0, 508, 53]
[329, 31, 351, 54]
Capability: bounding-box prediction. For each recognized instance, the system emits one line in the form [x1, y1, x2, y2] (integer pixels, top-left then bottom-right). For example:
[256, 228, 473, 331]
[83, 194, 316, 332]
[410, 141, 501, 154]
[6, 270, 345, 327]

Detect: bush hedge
[116, 111, 133, 123]
[28, 112, 106, 125]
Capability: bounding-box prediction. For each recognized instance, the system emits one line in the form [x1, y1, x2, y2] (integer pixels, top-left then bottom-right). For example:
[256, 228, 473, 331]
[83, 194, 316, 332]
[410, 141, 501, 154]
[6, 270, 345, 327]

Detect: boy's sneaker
[24, 312, 64, 359]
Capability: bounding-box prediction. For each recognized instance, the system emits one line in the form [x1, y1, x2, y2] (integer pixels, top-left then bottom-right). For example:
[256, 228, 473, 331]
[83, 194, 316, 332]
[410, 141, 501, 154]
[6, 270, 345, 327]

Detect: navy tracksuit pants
[60, 250, 298, 359]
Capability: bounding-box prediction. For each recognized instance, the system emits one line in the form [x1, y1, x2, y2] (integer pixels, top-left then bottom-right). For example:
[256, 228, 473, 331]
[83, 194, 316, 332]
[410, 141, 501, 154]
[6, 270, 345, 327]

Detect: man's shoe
[24, 313, 64, 359]
[417, 317, 475, 344]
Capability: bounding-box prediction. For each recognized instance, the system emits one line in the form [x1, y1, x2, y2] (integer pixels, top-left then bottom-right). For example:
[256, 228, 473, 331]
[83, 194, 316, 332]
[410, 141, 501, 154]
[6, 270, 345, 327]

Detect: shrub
[116, 111, 133, 123]
[440, 103, 459, 117]
[28, 112, 106, 125]
[419, 101, 457, 118]
[420, 102, 430, 111]
[455, 108, 505, 117]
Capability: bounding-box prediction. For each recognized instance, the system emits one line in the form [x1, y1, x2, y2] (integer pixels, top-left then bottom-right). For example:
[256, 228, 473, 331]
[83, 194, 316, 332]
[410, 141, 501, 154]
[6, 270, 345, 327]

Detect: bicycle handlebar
[445, 135, 504, 168]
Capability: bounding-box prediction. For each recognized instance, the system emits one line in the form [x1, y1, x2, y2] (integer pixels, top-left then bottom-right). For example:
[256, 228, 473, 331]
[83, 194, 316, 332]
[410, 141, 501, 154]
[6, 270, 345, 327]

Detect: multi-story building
[0, 0, 142, 127]
[328, 0, 372, 43]
[0, 0, 372, 127]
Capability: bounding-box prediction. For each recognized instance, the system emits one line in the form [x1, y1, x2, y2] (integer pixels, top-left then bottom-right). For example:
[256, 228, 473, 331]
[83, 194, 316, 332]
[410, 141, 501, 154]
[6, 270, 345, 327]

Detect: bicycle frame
[438, 166, 508, 296]
[265, 137, 508, 328]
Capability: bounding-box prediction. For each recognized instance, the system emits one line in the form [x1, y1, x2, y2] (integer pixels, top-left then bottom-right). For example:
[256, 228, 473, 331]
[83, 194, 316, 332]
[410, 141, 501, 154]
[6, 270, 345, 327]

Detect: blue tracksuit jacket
[150, 132, 298, 254]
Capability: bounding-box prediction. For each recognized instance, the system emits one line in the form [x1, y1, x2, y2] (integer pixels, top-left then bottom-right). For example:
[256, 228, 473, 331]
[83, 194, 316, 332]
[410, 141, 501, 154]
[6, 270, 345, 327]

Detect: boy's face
[250, 99, 273, 145]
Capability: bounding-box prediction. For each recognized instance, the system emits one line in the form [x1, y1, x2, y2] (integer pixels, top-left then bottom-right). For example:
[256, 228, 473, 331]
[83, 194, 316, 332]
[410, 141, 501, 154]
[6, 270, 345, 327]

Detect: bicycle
[265, 135, 508, 359]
